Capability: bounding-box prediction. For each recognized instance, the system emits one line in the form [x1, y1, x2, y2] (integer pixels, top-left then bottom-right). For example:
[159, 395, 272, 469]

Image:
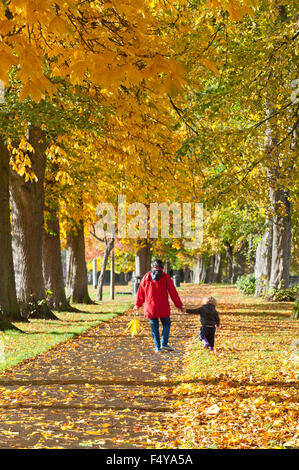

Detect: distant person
[186, 296, 220, 351]
[134, 259, 185, 352]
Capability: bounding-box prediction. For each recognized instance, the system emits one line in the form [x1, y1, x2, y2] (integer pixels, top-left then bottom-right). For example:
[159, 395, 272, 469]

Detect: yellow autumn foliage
[125, 318, 142, 336]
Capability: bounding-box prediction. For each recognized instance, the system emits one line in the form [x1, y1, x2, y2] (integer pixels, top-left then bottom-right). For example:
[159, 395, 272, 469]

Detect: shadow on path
[0, 292, 203, 449]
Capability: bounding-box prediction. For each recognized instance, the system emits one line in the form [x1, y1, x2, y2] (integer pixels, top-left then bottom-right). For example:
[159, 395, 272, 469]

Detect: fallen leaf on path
[205, 404, 220, 415]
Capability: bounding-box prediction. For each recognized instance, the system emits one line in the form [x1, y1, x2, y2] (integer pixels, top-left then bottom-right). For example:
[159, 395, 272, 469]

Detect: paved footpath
[0, 290, 203, 449]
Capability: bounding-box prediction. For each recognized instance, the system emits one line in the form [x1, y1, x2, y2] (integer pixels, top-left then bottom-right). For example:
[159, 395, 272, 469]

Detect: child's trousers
[199, 326, 216, 350]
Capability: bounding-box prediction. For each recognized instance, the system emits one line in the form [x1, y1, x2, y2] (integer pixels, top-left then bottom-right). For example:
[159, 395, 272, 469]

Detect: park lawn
[0, 286, 133, 372]
[166, 285, 299, 449]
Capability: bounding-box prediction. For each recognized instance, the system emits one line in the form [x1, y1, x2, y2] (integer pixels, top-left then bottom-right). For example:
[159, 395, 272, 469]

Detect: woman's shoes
[161, 345, 174, 351]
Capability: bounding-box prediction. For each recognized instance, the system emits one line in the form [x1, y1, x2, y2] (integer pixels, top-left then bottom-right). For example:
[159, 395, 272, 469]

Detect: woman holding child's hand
[134, 259, 184, 353]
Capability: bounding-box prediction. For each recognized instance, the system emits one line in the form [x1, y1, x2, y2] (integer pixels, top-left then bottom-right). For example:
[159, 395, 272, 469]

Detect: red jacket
[135, 271, 183, 319]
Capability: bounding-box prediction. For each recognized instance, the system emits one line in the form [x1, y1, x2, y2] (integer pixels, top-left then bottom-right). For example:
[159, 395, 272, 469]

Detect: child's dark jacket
[186, 304, 220, 327]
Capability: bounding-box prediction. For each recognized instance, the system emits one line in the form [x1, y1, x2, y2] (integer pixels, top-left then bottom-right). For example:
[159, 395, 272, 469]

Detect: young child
[186, 296, 220, 351]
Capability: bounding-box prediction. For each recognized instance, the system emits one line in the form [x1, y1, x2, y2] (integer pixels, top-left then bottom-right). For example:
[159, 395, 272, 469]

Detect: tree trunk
[193, 257, 201, 284]
[193, 256, 210, 283]
[97, 237, 114, 301]
[110, 248, 115, 300]
[292, 289, 299, 320]
[203, 257, 212, 283]
[265, 96, 292, 293]
[263, 17, 293, 292]
[66, 222, 92, 304]
[43, 207, 76, 311]
[213, 253, 223, 283]
[9, 127, 56, 319]
[0, 138, 21, 329]
[92, 259, 97, 289]
[224, 243, 245, 283]
[184, 265, 192, 283]
[164, 261, 171, 275]
[269, 187, 291, 291]
[207, 256, 215, 283]
[224, 242, 233, 283]
[232, 251, 246, 283]
[254, 222, 273, 296]
[135, 241, 151, 278]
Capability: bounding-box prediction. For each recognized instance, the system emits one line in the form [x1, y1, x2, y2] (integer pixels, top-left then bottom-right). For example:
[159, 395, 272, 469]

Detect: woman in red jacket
[134, 259, 185, 352]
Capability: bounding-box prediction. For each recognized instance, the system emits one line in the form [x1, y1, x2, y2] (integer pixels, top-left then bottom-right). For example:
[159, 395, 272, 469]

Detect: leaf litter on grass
[0, 285, 297, 449]
[164, 285, 299, 449]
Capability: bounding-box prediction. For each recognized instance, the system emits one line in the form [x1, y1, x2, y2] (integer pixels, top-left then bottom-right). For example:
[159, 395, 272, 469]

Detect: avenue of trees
[0, 0, 298, 330]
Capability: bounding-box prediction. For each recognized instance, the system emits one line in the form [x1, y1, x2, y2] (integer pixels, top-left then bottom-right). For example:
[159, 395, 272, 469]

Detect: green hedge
[236, 274, 256, 296]
[270, 285, 298, 302]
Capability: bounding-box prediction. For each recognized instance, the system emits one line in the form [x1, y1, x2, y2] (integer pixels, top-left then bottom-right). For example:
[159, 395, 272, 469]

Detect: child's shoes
[202, 338, 209, 348]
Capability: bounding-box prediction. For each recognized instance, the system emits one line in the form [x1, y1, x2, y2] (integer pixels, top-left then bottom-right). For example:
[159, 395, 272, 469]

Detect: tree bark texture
[0, 138, 21, 329]
[269, 186, 291, 290]
[265, 99, 292, 292]
[97, 237, 114, 301]
[224, 243, 234, 283]
[9, 127, 56, 319]
[110, 248, 115, 300]
[135, 242, 151, 278]
[66, 222, 92, 304]
[43, 207, 74, 311]
[193, 256, 209, 283]
[292, 289, 299, 320]
[213, 253, 223, 283]
[194, 254, 223, 284]
[254, 222, 273, 296]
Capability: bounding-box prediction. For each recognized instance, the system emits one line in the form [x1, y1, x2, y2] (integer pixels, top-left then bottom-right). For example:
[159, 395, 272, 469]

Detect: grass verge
[167, 284, 298, 449]
[0, 286, 133, 371]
